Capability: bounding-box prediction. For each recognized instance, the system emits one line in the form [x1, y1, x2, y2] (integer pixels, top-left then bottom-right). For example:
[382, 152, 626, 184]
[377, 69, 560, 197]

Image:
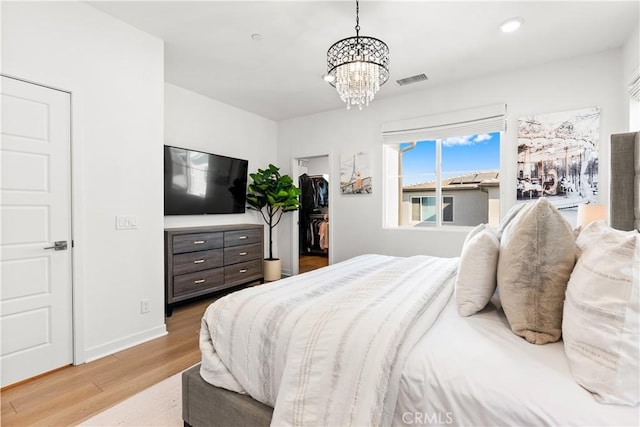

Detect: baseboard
[83, 324, 168, 363]
[281, 268, 292, 277]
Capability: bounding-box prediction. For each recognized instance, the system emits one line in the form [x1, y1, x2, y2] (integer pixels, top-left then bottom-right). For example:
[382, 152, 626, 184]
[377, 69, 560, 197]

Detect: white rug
[79, 372, 183, 426]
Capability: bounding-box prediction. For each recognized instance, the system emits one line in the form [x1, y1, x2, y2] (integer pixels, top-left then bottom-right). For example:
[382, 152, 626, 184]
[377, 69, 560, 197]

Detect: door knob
[44, 241, 68, 251]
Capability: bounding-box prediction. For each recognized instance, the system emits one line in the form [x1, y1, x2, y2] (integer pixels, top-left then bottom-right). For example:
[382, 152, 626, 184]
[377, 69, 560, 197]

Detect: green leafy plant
[246, 164, 300, 260]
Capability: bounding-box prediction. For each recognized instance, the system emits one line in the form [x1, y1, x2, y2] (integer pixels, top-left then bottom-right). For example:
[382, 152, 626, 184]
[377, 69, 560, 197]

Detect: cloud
[474, 133, 492, 142]
[442, 136, 473, 146]
[442, 133, 493, 146]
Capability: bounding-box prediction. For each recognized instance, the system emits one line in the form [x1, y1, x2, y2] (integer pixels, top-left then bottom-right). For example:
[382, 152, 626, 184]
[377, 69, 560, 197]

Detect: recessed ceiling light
[251, 33, 263, 41]
[499, 17, 524, 33]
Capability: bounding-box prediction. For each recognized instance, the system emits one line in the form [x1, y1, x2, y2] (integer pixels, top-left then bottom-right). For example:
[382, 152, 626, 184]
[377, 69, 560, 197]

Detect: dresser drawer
[173, 232, 223, 254]
[224, 228, 262, 247]
[173, 268, 224, 298]
[224, 259, 262, 285]
[173, 249, 223, 276]
[224, 243, 262, 265]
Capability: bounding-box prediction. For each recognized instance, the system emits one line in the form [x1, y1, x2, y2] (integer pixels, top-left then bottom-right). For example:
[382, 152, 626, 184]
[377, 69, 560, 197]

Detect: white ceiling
[88, 1, 639, 121]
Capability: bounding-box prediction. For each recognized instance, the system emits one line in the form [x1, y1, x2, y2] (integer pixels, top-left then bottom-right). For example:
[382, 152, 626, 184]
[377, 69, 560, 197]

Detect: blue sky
[401, 132, 500, 185]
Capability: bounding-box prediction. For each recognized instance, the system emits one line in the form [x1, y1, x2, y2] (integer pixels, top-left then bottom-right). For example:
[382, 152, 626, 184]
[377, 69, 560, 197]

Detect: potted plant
[246, 164, 300, 281]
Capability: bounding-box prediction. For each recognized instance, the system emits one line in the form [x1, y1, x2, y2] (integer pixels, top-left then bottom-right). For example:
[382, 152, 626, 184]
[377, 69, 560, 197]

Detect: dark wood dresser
[164, 224, 264, 316]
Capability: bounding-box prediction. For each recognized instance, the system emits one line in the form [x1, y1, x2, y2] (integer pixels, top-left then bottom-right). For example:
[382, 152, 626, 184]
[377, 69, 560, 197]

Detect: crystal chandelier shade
[326, 1, 390, 110]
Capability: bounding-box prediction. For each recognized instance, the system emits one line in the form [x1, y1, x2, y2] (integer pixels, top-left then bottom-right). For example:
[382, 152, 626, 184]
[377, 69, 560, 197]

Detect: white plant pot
[263, 259, 282, 281]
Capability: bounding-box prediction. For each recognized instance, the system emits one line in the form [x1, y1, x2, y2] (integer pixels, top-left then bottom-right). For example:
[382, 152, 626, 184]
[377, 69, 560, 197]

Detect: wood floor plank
[1, 356, 119, 403]
[0, 396, 16, 416]
[9, 380, 102, 413]
[2, 382, 102, 427]
[0, 295, 217, 427]
[299, 254, 328, 273]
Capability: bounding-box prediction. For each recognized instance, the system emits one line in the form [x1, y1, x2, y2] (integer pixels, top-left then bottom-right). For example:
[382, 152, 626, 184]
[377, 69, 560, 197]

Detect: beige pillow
[456, 227, 500, 317]
[497, 198, 576, 344]
[497, 202, 530, 237]
[563, 221, 639, 405]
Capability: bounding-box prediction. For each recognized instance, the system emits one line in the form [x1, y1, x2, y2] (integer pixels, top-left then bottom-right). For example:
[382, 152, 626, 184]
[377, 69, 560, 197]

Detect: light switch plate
[116, 215, 138, 230]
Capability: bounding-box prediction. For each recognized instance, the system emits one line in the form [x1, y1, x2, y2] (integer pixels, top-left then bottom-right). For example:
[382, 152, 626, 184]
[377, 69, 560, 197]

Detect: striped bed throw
[200, 254, 458, 427]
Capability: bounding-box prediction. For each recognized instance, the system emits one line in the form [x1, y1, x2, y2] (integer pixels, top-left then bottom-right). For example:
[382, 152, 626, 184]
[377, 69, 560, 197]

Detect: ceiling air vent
[396, 73, 428, 86]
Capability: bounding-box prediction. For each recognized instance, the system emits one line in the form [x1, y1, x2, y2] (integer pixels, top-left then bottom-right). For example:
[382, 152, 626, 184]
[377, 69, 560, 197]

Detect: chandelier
[326, 0, 390, 110]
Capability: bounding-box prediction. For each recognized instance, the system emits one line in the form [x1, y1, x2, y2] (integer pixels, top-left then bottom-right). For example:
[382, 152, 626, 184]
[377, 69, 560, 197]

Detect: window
[411, 196, 454, 223]
[397, 134, 500, 227]
[382, 105, 506, 229]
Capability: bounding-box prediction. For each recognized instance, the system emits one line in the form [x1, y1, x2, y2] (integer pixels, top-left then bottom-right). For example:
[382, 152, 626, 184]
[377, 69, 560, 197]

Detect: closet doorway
[292, 155, 331, 275]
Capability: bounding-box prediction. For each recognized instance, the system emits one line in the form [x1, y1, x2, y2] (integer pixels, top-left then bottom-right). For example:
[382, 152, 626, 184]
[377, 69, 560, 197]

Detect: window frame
[386, 135, 501, 229]
[410, 195, 455, 224]
[381, 104, 506, 230]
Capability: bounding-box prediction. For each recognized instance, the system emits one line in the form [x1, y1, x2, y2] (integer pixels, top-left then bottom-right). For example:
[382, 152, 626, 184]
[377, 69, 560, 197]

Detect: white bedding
[395, 297, 640, 426]
[200, 254, 458, 427]
[199, 254, 639, 427]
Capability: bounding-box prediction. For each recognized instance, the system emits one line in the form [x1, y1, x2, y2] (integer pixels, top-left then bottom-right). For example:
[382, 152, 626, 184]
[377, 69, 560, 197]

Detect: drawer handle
[238, 236, 248, 240]
[193, 240, 205, 245]
[239, 252, 248, 256]
[194, 279, 206, 284]
[193, 259, 205, 264]
[239, 269, 248, 273]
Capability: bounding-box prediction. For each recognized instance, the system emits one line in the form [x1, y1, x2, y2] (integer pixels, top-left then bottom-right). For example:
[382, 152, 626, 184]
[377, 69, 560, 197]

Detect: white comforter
[395, 297, 640, 426]
[200, 254, 458, 427]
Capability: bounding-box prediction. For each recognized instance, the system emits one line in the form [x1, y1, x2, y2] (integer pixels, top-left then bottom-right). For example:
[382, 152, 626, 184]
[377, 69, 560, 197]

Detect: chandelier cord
[355, 0, 360, 37]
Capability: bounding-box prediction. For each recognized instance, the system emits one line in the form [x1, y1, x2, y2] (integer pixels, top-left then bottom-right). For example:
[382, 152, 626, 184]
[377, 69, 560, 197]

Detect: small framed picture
[340, 152, 371, 194]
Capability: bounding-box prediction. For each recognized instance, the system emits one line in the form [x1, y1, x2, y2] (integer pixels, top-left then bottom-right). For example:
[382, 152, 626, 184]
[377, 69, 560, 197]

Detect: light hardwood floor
[1, 296, 216, 427]
[299, 254, 328, 274]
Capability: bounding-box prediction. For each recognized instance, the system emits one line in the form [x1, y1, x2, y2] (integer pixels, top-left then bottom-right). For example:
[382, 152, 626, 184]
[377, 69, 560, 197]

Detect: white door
[1, 76, 73, 387]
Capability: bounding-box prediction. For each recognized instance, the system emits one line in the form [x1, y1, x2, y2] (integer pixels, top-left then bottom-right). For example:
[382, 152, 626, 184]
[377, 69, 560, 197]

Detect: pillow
[463, 223, 488, 247]
[497, 198, 576, 344]
[496, 202, 530, 238]
[563, 220, 639, 405]
[456, 226, 500, 317]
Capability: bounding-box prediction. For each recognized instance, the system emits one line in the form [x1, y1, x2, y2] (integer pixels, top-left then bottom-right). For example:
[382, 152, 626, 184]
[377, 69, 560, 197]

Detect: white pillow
[563, 220, 639, 405]
[456, 227, 500, 317]
[463, 223, 488, 247]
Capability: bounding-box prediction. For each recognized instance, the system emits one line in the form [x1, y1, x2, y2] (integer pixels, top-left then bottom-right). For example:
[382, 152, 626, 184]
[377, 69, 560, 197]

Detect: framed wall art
[517, 107, 600, 212]
[340, 152, 371, 194]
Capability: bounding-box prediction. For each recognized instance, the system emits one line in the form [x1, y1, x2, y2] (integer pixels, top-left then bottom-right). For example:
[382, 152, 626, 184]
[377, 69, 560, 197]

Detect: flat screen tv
[164, 145, 248, 215]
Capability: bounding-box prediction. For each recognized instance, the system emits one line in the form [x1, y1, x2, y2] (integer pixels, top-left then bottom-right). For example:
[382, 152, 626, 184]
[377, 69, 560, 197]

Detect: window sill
[382, 225, 474, 233]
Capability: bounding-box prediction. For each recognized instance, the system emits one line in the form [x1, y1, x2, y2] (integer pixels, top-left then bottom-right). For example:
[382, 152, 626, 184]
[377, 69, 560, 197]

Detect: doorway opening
[291, 155, 331, 275]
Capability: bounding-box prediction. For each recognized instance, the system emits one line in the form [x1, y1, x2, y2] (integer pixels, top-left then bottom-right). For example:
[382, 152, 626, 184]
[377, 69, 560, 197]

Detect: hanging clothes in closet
[318, 214, 329, 252]
[299, 174, 329, 256]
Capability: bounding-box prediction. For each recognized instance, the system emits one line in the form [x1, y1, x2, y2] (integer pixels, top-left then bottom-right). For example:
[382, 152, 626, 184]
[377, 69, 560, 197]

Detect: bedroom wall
[163, 83, 278, 252]
[622, 24, 639, 130]
[1, 1, 165, 361]
[277, 48, 627, 274]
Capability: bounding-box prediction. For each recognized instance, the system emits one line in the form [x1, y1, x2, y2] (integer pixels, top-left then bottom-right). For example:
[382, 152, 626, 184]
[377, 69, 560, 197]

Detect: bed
[182, 132, 639, 427]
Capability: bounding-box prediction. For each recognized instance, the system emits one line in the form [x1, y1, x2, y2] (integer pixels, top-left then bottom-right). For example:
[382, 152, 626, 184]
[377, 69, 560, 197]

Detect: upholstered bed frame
[610, 131, 640, 232]
[182, 132, 640, 427]
[182, 364, 272, 427]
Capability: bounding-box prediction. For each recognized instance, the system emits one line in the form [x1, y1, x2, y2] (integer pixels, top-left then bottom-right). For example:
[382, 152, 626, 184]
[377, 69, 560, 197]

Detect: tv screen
[164, 145, 248, 215]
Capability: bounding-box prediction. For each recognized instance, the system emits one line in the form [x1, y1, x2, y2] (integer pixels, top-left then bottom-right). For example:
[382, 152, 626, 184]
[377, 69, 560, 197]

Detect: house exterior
[402, 171, 500, 227]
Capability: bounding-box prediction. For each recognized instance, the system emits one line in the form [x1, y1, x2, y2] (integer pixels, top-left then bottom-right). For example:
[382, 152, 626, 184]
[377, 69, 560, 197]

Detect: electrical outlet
[140, 299, 150, 314]
[116, 215, 138, 230]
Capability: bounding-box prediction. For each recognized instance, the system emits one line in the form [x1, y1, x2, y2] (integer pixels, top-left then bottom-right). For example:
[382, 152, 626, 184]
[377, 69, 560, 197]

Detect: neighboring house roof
[403, 171, 500, 192]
